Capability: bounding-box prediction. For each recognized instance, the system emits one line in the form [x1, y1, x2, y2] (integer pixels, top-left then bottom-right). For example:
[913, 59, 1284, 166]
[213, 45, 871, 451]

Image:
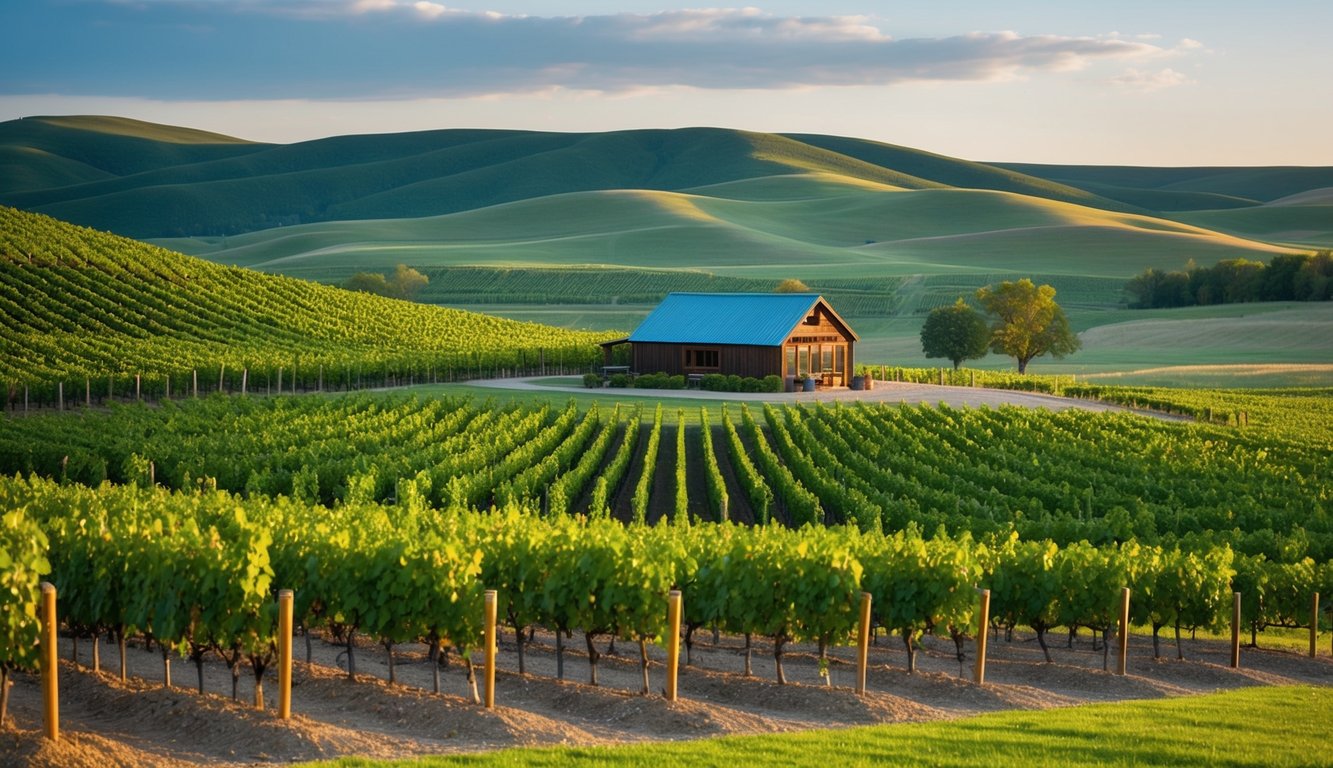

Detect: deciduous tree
[342, 264, 429, 300]
[920, 298, 990, 370]
[774, 278, 811, 293]
[975, 279, 1080, 374]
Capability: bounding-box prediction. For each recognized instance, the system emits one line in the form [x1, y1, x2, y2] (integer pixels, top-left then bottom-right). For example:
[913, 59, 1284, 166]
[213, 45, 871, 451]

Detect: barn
[603, 293, 858, 389]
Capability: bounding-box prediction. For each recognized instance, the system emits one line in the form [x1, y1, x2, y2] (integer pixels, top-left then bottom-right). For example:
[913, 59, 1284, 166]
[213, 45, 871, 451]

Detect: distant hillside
[0, 205, 606, 385]
[4, 117, 967, 237]
[0, 115, 264, 196]
[4, 115, 1329, 318]
[0, 115, 1136, 239]
[996, 162, 1333, 210]
[161, 180, 1299, 283]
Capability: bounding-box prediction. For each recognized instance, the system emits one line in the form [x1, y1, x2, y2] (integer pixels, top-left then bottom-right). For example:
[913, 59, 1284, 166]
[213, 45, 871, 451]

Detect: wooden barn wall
[632, 343, 782, 378]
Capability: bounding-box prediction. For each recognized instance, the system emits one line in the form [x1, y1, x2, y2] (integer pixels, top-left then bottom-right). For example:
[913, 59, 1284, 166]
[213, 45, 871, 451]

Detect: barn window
[684, 348, 720, 370]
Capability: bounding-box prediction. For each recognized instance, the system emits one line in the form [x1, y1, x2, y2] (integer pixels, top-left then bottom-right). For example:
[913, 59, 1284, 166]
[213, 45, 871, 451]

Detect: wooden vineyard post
[1311, 592, 1320, 659]
[57, 382, 63, 411]
[855, 591, 872, 695]
[1230, 592, 1241, 669]
[192, 369, 198, 398]
[40, 582, 58, 742]
[85, 378, 91, 408]
[1117, 587, 1130, 676]
[666, 590, 682, 702]
[278, 590, 294, 720]
[242, 368, 248, 396]
[483, 590, 497, 709]
[974, 588, 991, 686]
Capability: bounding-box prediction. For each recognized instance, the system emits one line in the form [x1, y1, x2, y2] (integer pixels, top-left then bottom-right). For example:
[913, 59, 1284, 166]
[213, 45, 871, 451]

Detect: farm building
[602, 293, 858, 388]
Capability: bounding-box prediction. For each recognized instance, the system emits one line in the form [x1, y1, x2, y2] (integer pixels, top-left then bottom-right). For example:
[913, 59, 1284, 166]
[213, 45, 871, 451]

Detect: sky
[2, 1, 1331, 165]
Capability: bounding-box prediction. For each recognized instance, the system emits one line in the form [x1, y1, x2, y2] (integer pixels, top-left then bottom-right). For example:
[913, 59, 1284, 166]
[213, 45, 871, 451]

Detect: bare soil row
[4, 626, 1329, 768]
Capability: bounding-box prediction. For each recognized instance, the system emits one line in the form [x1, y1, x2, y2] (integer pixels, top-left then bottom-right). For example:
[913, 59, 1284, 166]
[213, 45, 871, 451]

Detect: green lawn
[305, 686, 1332, 768]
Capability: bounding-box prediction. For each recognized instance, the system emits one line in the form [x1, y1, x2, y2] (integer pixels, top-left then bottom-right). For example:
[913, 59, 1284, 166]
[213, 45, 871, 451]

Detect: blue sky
[3, 1, 1330, 164]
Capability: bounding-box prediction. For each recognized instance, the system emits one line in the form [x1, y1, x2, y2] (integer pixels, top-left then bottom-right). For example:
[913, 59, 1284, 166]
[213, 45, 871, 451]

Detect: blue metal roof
[628, 292, 826, 346]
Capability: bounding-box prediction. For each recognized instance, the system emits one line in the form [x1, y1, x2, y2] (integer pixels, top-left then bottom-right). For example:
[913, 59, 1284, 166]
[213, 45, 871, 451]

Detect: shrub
[702, 374, 728, 391]
[609, 373, 630, 388]
[741, 377, 763, 393]
[583, 373, 603, 389]
[725, 375, 743, 392]
[667, 375, 686, 390]
[634, 372, 666, 389]
[761, 375, 782, 392]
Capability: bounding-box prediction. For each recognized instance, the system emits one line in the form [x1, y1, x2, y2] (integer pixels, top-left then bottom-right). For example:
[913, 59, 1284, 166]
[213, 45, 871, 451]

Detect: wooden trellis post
[855, 592, 872, 695]
[975, 588, 991, 686]
[666, 590, 682, 702]
[41, 582, 59, 742]
[278, 590, 294, 719]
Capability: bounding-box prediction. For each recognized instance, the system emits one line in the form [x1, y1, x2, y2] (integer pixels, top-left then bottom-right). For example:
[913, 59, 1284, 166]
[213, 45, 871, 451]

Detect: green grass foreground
[309, 686, 1331, 768]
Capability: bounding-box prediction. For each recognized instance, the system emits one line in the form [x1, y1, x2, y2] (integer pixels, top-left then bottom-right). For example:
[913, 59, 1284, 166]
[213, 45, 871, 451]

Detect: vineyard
[1, 466, 1329, 719]
[0, 389, 1330, 764]
[403, 267, 908, 317]
[2, 392, 1331, 705]
[870, 365, 1333, 442]
[1, 395, 1327, 558]
[915, 273, 1129, 313]
[1, 201, 1331, 763]
[0, 206, 608, 397]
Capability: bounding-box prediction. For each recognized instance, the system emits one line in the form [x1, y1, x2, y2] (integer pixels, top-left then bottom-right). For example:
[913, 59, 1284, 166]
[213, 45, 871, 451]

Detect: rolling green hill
[0, 205, 606, 388]
[1170, 204, 1333, 248]
[4, 116, 1331, 385]
[159, 182, 1297, 285]
[4, 117, 988, 237]
[0, 115, 264, 196]
[996, 161, 1333, 209]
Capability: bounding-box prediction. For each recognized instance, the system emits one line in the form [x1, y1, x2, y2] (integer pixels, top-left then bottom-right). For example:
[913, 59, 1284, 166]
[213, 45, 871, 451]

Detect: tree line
[920, 279, 1080, 374]
[1125, 252, 1333, 309]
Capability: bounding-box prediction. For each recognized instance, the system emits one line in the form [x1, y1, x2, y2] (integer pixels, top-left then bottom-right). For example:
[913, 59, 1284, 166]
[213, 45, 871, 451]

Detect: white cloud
[8, 4, 1189, 100]
[1112, 67, 1193, 92]
[411, 1, 447, 19]
[351, 0, 397, 12]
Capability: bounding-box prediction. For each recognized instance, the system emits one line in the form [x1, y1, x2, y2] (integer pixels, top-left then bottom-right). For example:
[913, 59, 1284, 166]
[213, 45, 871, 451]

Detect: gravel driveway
[470, 377, 1184, 420]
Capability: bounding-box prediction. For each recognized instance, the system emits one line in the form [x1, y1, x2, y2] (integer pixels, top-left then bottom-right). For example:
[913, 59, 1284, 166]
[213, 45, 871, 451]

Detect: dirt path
[470, 378, 1186, 421]
[4, 628, 1329, 767]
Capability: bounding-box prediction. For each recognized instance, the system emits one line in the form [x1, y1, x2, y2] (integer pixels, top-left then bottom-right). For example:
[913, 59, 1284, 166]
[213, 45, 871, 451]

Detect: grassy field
[306, 686, 1332, 768]
[155, 183, 1297, 277]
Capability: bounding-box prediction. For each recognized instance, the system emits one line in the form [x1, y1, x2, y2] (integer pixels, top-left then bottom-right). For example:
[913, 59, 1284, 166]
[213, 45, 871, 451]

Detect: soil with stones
[3, 626, 1329, 767]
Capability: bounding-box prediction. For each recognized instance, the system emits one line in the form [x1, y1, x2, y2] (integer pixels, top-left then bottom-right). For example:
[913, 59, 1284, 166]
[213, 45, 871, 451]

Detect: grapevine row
[3, 476, 1329, 701]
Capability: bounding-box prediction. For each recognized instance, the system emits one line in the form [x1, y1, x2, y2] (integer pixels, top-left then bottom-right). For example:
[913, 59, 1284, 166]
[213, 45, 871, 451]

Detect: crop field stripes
[0, 393, 1328, 559]
[394, 266, 909, 316]
[0, 206, 609, 396]
[914, 273, 1128, 314]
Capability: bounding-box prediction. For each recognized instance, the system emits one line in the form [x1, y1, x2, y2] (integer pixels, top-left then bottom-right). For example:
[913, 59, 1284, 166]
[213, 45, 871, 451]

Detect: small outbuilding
[602, 292, 858, 388]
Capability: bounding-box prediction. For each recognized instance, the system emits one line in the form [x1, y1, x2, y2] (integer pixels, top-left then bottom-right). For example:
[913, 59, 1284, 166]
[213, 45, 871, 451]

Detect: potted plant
[801, 374, 817, 392]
